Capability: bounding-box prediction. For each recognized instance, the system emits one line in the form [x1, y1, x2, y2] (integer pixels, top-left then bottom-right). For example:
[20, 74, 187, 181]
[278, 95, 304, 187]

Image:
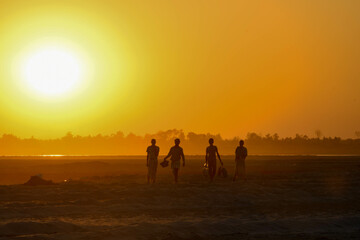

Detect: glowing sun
[23, 47, 83, 96]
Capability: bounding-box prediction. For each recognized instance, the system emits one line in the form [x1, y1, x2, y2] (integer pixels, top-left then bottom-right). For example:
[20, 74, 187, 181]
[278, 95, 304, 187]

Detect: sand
[0, 155, 359, 239]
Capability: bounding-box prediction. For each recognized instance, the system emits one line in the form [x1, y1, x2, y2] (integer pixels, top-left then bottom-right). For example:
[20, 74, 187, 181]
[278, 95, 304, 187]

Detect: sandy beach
[0, 155, 359, 239]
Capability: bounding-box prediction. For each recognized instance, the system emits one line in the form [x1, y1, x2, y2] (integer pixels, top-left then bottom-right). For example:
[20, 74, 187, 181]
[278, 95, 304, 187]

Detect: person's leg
[208, 164, 213, 181]
[153, 164, 157, 183]
[244, 163, 246, 181]
[211, 164, 217, 181]
[240, 164, 246, 181]
[209, 160, 216, 182]
[233, 163, 238, 181]
[148, 160, 154, 183]
[173, 168, 179, 183]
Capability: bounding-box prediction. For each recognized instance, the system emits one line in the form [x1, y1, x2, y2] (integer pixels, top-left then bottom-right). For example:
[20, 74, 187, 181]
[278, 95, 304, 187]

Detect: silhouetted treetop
[0, 129, 359, 155]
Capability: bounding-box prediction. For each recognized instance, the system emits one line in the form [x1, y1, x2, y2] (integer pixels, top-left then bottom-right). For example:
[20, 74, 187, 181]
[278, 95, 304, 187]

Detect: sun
[23, 47, 83, 96]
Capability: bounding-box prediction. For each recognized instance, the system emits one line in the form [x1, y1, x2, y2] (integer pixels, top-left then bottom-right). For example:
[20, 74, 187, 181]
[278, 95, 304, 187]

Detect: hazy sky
[0, 0, 359, 139]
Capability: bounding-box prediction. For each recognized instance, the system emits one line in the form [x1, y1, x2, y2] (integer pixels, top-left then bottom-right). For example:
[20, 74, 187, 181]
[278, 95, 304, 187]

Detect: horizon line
[1, 129, 360, 140]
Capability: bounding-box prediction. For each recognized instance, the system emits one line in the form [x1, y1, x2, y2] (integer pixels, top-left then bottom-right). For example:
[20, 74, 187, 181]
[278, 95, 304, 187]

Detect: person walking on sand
[233, 140, 248, 182]
[206, 138, 223, 182]
[163, 138, 185, 183]
[146, 139, 160, 183]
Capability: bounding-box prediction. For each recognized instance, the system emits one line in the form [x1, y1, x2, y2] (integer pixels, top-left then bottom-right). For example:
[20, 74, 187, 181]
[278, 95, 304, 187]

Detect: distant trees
[0, 130, 360, 155]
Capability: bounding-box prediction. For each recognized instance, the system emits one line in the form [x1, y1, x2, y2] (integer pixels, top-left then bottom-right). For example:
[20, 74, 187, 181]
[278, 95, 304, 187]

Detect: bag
[203, 163, 209, 178]
[217, 166, 228, 178]
[160, 160, 169, 168]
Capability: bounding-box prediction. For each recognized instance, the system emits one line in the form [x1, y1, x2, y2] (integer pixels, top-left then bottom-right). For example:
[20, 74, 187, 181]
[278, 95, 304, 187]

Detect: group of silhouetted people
[146, 138, 247, 183]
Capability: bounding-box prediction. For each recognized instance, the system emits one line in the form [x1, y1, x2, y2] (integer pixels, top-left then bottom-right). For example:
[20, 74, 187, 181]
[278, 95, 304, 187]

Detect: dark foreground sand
[0, 155, 360, 239]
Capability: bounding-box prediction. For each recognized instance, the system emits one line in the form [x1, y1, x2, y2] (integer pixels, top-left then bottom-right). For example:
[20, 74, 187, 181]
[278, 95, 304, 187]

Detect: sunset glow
[0, 0, 359, 139]
[22, 47, 83, 96]
[0, 2, 359, 239]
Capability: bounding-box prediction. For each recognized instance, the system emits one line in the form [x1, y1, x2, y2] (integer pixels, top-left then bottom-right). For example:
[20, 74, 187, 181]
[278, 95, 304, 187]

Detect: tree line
[1, 129, 360, 155]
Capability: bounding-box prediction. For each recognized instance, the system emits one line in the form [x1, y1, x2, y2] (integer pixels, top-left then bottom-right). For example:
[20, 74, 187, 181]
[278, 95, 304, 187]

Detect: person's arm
[164, 149, 171, 160]
[181, 149, 185, 167]
[216, 147, 223, 166]
[146, 152, 149, 167]
[205, 148, 208, 165]
[156, 147, 160, 158]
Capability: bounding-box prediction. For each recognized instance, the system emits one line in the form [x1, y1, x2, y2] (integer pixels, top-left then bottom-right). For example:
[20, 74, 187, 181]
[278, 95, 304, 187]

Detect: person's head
[151, 139, 156, 145]
[174, 138, 180, 146]
[239, 140, 244, 146]
[209, 138, 214, 145]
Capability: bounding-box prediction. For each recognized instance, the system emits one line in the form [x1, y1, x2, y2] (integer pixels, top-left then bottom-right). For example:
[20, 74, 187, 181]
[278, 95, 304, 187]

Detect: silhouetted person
[146, 139, 159, 183]
[164, 138, 185, 183]
[205, 138, 223, 182]
[233, 140, 248, 182]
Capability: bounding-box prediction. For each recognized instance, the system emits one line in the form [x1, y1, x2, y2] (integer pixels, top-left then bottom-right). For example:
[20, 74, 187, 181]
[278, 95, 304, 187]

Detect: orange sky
[0, 0, 359, 139]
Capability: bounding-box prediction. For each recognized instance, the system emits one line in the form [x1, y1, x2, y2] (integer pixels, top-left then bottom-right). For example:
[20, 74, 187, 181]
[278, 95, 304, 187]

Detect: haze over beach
[1, 130, 360, 155]
[0, 1, 360, 240]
